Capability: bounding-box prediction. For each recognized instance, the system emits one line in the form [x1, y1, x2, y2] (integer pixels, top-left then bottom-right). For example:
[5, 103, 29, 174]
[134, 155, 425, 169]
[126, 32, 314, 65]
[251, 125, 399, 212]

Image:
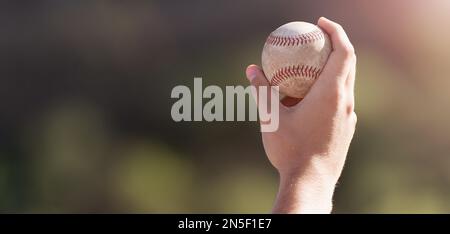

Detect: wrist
[272, 164, 337, 214]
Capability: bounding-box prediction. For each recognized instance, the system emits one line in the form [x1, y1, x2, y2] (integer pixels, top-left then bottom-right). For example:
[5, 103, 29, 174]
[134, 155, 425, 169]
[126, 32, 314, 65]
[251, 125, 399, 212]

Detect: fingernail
[246, 65, 257, 82]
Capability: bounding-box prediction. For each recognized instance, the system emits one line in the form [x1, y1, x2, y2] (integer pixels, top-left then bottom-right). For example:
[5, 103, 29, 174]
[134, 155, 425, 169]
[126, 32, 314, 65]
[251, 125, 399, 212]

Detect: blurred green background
[1, 0, 450, 213]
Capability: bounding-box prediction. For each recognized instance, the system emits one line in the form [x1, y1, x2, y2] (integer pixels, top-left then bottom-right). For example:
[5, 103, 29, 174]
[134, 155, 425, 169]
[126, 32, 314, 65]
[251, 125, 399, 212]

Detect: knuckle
[336, 85, 345, 100]
[342, 45, 355, 60]
[346, 102, 354, 114]
[327, 85, 345, 105]
[334, 23, 344, 32]
[329, 22, 344, 36]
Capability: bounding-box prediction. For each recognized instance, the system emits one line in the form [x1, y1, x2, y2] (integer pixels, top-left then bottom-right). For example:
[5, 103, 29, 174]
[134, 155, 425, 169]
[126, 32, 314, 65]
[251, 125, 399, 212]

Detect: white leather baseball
[261, 21, 331, 99]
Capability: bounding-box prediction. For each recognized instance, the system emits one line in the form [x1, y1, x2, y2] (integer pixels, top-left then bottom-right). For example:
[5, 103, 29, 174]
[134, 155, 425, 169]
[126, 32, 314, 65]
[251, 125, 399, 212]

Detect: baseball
[261, 21, 331, 100]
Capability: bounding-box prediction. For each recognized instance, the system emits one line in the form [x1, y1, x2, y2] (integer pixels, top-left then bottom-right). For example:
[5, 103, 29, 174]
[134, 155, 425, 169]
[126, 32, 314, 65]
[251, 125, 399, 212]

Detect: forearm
[272, 168, 337, 214]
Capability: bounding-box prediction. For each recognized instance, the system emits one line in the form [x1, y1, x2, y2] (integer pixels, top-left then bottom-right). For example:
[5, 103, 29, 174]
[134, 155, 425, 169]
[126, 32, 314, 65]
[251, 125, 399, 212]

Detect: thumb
[246, 64, 269, 88]
[245, 65, 273, 110]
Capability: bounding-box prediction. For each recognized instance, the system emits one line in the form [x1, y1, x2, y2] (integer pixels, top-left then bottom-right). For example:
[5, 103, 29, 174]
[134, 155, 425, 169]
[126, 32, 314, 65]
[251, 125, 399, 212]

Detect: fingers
[345, 56, 357, 113]
[316, 17, 355, 87]
[345, 55, 357, 92]
[318, 17, 354, 58]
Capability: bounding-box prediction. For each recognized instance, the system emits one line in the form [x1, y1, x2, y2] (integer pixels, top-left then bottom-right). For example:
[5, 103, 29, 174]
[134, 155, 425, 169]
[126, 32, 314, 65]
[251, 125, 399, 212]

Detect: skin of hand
[245, 17, 357, 214]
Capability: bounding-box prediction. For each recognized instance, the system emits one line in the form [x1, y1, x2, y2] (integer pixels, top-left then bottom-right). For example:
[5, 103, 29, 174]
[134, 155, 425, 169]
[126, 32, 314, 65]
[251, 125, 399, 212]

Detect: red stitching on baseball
[270, 65, 322, 86]
[265, 28, 324, 46]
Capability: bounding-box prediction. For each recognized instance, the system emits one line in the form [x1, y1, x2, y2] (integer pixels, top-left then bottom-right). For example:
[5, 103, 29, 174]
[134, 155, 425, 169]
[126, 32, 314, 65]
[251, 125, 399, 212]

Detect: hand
[245, 17, 357, 213]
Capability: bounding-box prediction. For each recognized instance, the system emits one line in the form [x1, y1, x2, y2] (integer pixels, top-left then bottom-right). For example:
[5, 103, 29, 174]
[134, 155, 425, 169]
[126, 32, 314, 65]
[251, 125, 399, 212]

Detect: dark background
[1, 0, 450, 213]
